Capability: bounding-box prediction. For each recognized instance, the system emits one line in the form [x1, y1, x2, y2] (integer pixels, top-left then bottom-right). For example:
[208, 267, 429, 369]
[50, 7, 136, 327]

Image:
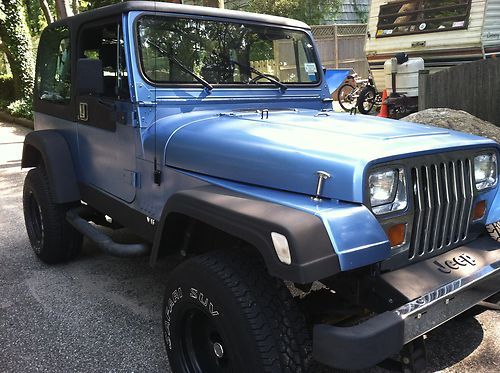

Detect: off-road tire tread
[23, 167, 82, 263]
[169, 249, 317, 373]
[486, 222, 500, 242]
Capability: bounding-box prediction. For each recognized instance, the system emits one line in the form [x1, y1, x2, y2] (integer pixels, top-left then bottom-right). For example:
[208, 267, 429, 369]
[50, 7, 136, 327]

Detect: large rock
[403, 108, 500, 143]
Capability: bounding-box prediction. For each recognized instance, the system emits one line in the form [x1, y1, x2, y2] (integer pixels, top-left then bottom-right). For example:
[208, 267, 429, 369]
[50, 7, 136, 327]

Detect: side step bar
[66, 206, 150, 257]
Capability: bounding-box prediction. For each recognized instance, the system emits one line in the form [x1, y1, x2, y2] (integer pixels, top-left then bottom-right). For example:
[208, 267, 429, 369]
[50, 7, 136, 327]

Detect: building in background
[328, 0, 370, 24]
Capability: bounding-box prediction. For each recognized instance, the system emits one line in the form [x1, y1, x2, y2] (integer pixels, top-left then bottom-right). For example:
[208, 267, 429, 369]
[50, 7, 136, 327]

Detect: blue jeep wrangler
[22, 2, 500, 372]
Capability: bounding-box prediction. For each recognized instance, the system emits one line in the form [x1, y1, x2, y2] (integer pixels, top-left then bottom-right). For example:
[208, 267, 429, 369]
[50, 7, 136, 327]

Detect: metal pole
[334, 24, 339, 69]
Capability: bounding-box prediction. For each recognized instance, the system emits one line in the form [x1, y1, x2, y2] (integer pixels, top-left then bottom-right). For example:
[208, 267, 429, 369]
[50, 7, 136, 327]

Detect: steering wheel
[249, 74, 281, 84]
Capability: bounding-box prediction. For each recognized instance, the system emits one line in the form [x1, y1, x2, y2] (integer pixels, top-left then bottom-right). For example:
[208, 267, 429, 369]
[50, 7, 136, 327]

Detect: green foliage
[79, 0, 118, 11]
[0, 0, 36, 100]
[82, 1, 341, 25]
[24, 0, 47, 35]
[243, 0, 341, 25]
[6, 98, 33, 119]
[0, 74, 14, 100]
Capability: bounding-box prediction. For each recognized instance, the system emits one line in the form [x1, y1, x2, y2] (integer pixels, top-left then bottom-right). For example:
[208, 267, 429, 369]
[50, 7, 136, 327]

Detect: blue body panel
[35, 9, 500, 273]
[179, 173, 391, 270]
[159, 109, 497, 203]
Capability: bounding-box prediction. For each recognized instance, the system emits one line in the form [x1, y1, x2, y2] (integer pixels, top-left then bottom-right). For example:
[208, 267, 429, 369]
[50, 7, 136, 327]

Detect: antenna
[153, 0, 161, 185]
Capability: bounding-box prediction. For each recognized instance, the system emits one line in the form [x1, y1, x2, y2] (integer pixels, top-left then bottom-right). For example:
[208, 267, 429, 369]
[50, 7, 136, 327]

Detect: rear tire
[357, 86, 376, 114]
[163, 250, 313, 373]
[23, 166, 82, 264]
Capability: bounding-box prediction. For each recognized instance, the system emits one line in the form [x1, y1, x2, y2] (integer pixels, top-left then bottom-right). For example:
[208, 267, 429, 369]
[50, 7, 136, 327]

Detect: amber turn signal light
[472, 200, 486, 221]
[387, 223, 406, 247]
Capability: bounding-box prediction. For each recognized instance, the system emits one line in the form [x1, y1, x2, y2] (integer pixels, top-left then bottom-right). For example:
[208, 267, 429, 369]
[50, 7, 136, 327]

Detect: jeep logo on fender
[433, 253, 476, 274]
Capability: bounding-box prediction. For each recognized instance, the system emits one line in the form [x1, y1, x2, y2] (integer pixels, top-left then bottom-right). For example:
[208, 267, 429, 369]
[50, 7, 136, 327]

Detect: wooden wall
[418, 58, 500, 126]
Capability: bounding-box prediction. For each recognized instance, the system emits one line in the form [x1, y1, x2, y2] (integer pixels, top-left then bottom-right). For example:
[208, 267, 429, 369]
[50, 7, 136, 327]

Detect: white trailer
[365, 0, 500, 91]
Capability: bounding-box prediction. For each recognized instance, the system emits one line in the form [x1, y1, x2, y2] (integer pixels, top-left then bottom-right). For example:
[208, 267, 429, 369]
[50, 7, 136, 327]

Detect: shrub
[6, 99, 33, 120]
[0, 75, 33, 120]
[0, 75, 15, 101]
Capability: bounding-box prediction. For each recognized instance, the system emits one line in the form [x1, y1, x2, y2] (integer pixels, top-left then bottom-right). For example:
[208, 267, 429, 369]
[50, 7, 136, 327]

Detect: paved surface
[0, 120, 499, 373]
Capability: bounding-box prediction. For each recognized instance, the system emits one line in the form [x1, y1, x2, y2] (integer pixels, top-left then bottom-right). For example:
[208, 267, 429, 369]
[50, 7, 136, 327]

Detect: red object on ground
[378, 89, 389, 118]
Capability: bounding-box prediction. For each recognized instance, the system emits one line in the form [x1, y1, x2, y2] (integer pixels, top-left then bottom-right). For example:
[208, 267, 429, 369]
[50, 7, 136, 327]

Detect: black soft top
[50, 0, 310, 30]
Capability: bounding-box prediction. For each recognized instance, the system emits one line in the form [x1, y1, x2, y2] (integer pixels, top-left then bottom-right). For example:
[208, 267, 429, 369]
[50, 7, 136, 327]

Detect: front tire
[163, 250, 312, 373]
[338, 83, 356, 112]
[486, 222, 500, 242]
[23, 166, 82, 264]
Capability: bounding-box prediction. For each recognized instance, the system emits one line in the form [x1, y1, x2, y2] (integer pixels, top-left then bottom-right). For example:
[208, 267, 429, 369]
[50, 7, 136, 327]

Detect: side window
[36, 27, 71, 104]
[79, 22, 129, 99]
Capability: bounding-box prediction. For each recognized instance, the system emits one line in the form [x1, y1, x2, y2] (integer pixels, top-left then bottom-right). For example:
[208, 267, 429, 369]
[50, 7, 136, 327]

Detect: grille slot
[408, 158, 474, 260]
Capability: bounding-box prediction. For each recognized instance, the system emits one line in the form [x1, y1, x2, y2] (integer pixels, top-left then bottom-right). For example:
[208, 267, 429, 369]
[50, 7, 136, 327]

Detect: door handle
[79, 102, 88, 121]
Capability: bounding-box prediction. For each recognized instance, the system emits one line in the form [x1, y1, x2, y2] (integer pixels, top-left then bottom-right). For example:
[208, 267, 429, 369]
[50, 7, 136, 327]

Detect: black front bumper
[312, 236, 500, 370]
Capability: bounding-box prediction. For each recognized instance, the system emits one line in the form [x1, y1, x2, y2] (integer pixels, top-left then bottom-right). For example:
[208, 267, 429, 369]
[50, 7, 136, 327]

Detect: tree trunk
[0, 0, 35, 99]
[203, 0, 224, 9]
[72, 0, 80, 15]
[0, 41, 15, 76]
[39, 0, 54, 24]
[55, 0, 74, 20]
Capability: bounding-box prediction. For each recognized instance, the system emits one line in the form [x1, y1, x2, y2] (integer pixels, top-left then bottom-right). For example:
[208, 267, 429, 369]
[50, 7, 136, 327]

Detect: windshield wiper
[230, 60, 288, 92]
[146, 40, 213, 92]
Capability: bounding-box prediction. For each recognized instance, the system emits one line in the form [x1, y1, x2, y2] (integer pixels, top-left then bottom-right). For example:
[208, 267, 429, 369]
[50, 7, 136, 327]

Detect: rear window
[36, 26, 71, 104]
[376, 0, 472, 38]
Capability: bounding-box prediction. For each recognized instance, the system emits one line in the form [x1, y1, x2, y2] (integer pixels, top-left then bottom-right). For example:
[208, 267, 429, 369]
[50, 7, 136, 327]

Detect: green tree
[24, 0, 46, 35]
[0, 0, 35, 99]
[190, 0, 341, 25]
[244, 0, 341, 25]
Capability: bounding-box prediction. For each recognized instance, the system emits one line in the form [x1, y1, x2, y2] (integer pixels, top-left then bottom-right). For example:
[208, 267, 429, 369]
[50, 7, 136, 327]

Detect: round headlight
[369, 168, 407, 215]
[474, 153, 497, 191]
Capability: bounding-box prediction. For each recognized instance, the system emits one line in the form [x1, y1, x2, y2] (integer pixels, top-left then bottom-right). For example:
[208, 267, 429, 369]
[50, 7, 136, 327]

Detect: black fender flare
[151, 185, 340, 284]
[22, 130, 80, 204]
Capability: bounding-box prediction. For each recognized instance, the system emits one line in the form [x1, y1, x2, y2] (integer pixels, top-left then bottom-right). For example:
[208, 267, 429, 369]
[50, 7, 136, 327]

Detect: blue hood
[161, 109, 496, 203]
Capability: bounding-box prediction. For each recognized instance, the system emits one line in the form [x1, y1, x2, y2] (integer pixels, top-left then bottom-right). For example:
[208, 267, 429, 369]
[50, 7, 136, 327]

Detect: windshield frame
[133, 12, 323, 90]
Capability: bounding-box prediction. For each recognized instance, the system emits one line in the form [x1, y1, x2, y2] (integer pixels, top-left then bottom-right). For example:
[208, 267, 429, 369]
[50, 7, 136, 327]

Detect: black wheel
[337, 84, 356, 112]
[357, 86, 377, 114]
[163, 250, 312, 373]
[23, 166, 82, 264]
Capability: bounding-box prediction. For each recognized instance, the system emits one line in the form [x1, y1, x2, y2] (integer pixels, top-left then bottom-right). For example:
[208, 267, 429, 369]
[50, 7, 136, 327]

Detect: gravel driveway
[0, 120, 498, 373]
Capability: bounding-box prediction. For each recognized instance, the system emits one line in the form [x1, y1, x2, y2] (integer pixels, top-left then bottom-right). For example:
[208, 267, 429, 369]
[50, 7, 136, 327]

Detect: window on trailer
[376, 0, 472, 38]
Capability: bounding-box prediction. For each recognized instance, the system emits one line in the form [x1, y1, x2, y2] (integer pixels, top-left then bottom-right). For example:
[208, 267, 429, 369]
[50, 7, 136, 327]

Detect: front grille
[409, 158, 475, 261]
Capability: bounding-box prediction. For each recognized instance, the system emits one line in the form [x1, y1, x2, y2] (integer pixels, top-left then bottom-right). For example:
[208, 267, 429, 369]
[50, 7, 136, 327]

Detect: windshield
[136, 15, 321, 86]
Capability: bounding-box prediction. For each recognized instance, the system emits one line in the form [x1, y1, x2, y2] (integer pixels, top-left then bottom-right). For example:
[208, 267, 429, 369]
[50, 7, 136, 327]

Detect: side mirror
[77, 58, 104, 95]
